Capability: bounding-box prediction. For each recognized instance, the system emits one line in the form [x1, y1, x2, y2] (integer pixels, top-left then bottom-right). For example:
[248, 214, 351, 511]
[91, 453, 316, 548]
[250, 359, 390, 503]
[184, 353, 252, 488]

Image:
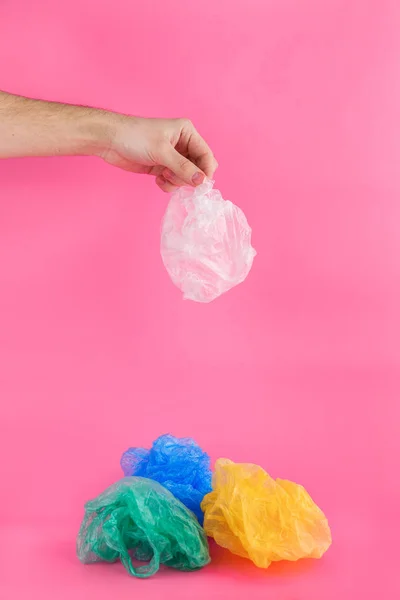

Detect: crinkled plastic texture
[77, 477, 210, 578]
[201, 459, 332, 569]
[160, 180, 256, 303]
[121, 434, 212, 524]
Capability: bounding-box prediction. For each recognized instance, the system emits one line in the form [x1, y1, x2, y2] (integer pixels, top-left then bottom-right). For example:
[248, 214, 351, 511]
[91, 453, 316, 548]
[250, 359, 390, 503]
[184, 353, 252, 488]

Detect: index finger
[178, 122, 218, 179]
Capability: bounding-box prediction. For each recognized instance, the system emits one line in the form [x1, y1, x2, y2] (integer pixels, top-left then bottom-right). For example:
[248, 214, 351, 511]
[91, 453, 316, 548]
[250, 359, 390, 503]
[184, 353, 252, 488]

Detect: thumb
[161, 146, 205, 187]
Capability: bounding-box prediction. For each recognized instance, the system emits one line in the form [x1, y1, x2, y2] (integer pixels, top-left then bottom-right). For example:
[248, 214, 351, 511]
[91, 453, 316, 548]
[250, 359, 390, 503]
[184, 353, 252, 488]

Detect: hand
[101, 116, 218, 192]
[0, 91, 217, 190]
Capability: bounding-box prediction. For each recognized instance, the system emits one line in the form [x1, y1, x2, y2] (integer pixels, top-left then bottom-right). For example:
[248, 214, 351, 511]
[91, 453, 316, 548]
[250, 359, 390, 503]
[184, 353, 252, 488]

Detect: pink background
[0, 1, 398, 598]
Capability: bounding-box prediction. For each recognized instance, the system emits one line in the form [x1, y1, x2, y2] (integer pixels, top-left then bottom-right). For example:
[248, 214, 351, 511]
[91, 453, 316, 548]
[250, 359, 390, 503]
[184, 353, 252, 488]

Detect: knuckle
[180, 117, 193, 129]
[178, 156, 191, 171]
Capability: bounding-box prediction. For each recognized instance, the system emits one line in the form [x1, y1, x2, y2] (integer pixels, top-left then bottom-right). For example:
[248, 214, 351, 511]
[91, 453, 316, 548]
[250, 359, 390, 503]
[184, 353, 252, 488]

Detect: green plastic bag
[77, 477, 210, 578]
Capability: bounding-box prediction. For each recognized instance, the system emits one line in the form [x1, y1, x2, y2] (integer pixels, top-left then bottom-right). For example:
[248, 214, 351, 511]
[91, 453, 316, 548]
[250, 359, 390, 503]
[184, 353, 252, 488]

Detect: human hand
[0, 91, 217, 189]
[101, 115, 218, 192]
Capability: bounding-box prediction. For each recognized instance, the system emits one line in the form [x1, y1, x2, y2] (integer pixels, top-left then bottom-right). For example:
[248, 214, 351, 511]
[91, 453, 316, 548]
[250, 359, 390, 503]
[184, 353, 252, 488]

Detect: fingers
[155, 175, 178, 193]
[187, 132, 218, 180]
[160, 146, 206, 187]
[196, 152, 219, 180]
[153, 118, 218, 191]
[178, 120, 218, 180]
[161, 168, 187, 188]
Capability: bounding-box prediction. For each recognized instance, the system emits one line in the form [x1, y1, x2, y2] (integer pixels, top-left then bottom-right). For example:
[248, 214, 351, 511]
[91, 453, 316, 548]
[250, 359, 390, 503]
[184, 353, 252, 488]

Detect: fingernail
[192, 172, 205, 185]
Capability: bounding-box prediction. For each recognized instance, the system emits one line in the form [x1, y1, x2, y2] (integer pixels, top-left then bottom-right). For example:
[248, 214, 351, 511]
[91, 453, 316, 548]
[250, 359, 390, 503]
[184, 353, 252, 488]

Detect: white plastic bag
[160, 180, 256, 303]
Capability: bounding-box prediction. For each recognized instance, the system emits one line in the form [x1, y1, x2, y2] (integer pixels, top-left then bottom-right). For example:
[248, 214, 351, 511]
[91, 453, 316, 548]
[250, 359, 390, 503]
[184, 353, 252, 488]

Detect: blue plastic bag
[121, 434, 212, 524]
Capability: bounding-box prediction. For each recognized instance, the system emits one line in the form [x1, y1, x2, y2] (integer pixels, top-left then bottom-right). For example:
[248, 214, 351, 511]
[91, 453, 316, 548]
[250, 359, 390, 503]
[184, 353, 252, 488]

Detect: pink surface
[0, 1, 399, 598]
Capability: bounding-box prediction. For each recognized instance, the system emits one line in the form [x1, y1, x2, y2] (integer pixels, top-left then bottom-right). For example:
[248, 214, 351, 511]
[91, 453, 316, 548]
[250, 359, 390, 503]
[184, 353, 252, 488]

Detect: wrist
[77, 107, 118, 157]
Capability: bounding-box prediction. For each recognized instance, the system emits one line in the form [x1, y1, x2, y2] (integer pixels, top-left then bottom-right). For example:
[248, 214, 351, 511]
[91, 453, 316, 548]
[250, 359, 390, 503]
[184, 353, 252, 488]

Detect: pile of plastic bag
[77, 434, 331, 578]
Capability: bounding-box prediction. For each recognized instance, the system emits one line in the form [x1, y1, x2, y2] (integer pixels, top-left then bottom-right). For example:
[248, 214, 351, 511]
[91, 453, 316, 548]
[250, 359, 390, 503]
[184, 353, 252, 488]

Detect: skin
[0, 90, 218, 192]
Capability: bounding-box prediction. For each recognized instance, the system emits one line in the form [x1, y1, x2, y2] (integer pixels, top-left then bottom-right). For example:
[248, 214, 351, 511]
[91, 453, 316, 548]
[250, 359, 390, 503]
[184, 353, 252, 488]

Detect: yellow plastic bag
[201, 459, 332, 569]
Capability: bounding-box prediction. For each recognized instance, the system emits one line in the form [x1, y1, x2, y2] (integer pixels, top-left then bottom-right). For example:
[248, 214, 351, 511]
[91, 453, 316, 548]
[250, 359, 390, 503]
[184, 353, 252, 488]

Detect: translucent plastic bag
[201, 459, 331, 569]
[121, 434, 212, 524]
[160, 180, 256, 302]
[77, 477, 210, 578]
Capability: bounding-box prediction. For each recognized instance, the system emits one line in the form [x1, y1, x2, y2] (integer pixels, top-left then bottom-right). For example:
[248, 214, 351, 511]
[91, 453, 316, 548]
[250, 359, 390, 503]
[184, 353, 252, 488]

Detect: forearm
[0, 91, 112, 159]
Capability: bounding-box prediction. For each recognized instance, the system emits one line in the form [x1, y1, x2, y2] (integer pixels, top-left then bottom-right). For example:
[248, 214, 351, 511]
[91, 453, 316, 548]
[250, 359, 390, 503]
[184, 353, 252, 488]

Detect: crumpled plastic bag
[77, 477, 210, 578]
[201, 459, 332, 569]
[121, 434, 212, 524]
[160, 180, 256, 303]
